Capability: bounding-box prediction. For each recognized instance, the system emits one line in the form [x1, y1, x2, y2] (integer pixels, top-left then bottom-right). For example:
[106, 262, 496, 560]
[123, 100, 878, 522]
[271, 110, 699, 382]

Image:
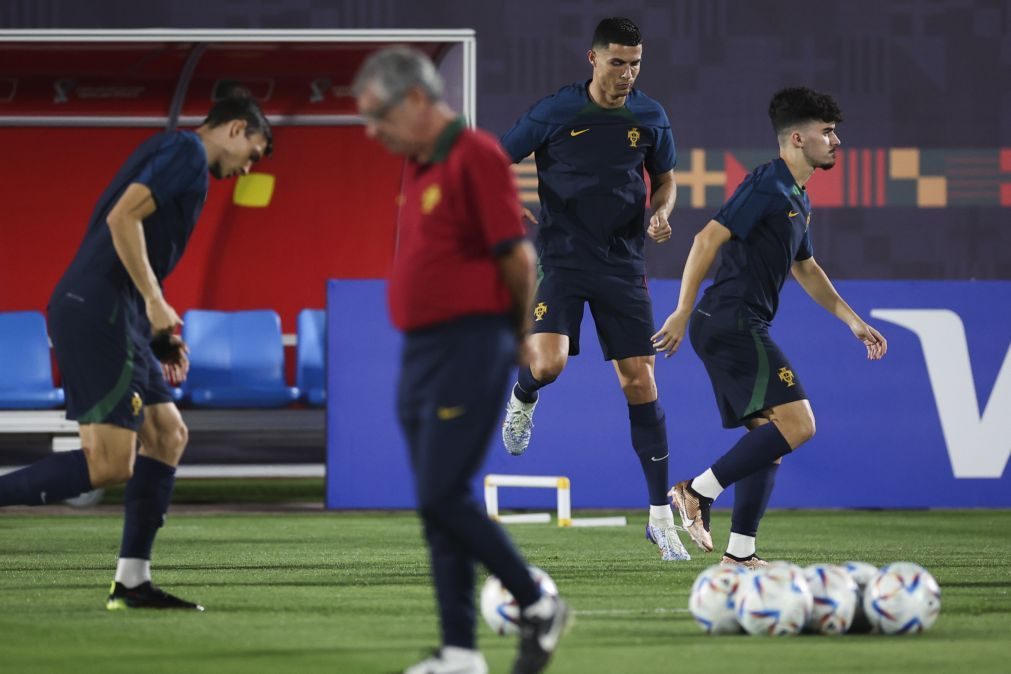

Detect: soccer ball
[843, 561, 879, 633]
[480, 566, 558, 636]
[689, 565, 748, 634]
[863, 562, 941, 634]
[735, 562, 813, 636]
[802, 564, 859, 634]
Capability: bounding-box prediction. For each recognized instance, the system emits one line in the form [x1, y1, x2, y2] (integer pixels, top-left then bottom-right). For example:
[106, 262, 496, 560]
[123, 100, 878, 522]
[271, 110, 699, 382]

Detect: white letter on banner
[871, 309, 1011, 479]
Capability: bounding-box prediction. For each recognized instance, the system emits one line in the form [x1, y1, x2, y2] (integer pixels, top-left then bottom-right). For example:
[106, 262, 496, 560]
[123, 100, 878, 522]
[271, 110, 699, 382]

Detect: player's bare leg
[107, 403, 202, 611]
[614, 356, 690, 561]
[673, 400, 815, 553]
[503, 333, 568, 456]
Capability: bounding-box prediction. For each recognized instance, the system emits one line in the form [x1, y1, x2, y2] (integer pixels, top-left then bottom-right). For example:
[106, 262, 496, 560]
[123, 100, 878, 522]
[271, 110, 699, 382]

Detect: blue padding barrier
[326, 280, 1011, 509]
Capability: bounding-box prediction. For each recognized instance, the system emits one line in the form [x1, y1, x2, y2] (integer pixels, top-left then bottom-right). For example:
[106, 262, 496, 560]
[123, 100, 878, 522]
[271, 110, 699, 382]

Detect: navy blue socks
[0, 449, 92, 506]
[711, 422, 792, 488]
[731, 462, 780, 537]
[514, 366, 544, 404]
[119, 455, 177, 559]
[629, 401, 670, 506]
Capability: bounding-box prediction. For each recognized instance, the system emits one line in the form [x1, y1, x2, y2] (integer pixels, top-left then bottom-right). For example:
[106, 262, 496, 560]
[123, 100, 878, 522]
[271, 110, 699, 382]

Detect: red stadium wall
[0, 126, 403, 332]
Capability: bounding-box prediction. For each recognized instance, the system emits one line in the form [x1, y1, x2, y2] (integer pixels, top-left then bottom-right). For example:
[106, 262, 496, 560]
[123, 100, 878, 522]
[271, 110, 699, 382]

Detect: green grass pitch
[1, 504, 1009, 673]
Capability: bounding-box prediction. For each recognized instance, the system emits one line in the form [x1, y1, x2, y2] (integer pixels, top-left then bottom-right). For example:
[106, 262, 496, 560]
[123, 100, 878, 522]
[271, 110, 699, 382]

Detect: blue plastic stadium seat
[0, 311, 65, 409]
[181, 309, 299, 408]
[296, 309, 326, 407]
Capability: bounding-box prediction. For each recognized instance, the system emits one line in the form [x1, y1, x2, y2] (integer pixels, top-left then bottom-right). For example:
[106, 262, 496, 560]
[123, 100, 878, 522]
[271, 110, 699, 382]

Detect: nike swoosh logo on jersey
[570, 128, 590, 137]
[788, 211, 799, 217]
[651, 453, 670, 462]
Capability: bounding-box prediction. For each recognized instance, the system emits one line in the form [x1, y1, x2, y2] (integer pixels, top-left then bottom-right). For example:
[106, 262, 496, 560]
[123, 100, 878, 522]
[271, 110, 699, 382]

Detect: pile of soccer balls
[690, 561, 941, 636]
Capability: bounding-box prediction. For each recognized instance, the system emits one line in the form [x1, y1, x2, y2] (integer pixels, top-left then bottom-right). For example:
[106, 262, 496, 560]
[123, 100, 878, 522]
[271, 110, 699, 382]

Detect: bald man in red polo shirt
[353, 47, 571, 674]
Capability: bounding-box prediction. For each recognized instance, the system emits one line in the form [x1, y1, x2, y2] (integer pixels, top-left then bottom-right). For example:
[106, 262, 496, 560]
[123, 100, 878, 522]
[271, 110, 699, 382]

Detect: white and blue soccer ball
[843, 560, 880, 633]
[863, 562, 941, 634]
[734, 561, 813, 636]
[803, 564, 859, 634]
[689, 565, 748, 634]
[480, 566, 558, 636]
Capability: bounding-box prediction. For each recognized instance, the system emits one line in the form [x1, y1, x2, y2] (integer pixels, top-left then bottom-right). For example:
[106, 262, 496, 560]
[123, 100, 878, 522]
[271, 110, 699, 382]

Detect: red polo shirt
[388, 118, 526, 331]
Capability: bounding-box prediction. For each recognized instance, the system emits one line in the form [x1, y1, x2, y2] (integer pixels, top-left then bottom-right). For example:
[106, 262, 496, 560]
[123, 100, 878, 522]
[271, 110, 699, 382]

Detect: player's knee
[620, 377, 655, 403]
[531, 357, 564, 384]
[802, 415, 816, 443]
[159, 421, 189, 460]
[88, 452, 134, 487]
[786, 414, 816, 448]
[173, 421, 189, 453]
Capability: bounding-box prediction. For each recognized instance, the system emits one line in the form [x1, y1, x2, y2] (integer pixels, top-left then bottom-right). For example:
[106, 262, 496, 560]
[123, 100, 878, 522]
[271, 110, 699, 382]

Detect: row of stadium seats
[0, 309, 326, 410]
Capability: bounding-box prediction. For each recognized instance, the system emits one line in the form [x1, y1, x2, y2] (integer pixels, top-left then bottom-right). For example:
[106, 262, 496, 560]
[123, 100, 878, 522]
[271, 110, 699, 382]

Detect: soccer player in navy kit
[354, 47, 570, 674]
[499, 17, 690, 562]
[0, 95, 271, 609]
[652, 87, 888, 568]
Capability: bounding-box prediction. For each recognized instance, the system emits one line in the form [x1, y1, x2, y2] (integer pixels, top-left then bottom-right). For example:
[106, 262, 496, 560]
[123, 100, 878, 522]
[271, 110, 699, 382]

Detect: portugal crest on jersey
[627, 127, 640, 148]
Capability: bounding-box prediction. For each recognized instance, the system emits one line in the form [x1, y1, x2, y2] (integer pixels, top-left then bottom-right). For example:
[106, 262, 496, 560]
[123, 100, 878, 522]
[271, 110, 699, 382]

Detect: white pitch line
[574, 607, 691, 616]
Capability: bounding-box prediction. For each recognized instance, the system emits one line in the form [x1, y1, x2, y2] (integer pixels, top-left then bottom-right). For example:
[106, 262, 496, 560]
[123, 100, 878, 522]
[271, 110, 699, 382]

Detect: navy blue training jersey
[52, 130, 209, 316]
[700, 158, 814, 324]
[501, 81, 676, 276]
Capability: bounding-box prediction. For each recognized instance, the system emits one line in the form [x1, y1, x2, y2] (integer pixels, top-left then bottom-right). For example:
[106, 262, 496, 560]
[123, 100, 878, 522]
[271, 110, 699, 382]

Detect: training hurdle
[483, 474, 627, 528]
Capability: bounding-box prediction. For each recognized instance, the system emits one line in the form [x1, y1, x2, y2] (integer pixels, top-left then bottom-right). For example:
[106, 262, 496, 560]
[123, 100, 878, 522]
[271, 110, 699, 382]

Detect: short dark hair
[591, 17, 641, 49]
[203, 92, 273, 157]
[768, 87, 843, 136]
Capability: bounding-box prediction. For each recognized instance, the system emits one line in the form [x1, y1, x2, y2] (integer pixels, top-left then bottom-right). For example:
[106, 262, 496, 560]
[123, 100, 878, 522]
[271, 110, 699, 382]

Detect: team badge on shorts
[130, 392, 143, 416]
[777, 367, 797, 388]
[534, 302, 548, 321]
[627, 127, 640, 148]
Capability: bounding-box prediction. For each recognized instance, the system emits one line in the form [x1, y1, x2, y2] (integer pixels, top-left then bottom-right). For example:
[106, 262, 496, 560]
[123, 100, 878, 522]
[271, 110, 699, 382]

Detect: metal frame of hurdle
[483, 474, 627, 528]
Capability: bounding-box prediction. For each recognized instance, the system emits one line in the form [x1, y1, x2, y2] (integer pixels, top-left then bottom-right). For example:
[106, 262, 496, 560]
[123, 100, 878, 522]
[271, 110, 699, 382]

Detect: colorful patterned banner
[514, 149, 1011, 209]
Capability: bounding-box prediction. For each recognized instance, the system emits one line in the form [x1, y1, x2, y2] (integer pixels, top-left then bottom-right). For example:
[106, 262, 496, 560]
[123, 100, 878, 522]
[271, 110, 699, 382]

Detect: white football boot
[646, 517, 692, 561]
[502, 390, 537, 456]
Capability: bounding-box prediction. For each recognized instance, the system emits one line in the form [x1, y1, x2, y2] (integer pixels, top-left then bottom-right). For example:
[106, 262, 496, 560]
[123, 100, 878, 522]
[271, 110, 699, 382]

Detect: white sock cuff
[691, 468, 724, 500]
[114, 558, 151, 589]
[649, 504, 674, 521]
[726, 532, 756, 558]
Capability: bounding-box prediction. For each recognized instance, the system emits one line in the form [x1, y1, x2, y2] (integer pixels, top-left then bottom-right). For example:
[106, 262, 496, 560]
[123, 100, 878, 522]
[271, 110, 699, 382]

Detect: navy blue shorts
[396, 315, 516, 507]
[688, 303, 808, 429]
[48, 291, 174, 431]
[530, 266, 655, 360]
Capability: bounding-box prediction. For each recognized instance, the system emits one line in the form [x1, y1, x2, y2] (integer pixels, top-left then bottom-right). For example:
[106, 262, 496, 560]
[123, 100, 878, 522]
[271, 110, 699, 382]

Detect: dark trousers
[397, 315, 540, 649]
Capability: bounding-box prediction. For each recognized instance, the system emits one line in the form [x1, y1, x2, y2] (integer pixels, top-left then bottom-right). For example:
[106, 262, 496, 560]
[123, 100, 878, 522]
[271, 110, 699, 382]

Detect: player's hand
[849, 320, 888, 360]
[647, 212, 672, 243]
[521, 207, 539, 225]
[651, 309, 690, 357]
[152, 333, 190, 384]
[146, 295, 182, 335]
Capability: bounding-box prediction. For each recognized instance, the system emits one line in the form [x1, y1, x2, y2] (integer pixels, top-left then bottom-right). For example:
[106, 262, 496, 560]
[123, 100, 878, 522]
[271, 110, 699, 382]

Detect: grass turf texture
[1, 508, 1009, 673]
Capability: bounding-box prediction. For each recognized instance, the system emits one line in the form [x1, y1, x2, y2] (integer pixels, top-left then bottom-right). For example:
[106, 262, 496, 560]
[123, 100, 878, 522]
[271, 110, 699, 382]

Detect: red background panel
[0, 126, 402, 331]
